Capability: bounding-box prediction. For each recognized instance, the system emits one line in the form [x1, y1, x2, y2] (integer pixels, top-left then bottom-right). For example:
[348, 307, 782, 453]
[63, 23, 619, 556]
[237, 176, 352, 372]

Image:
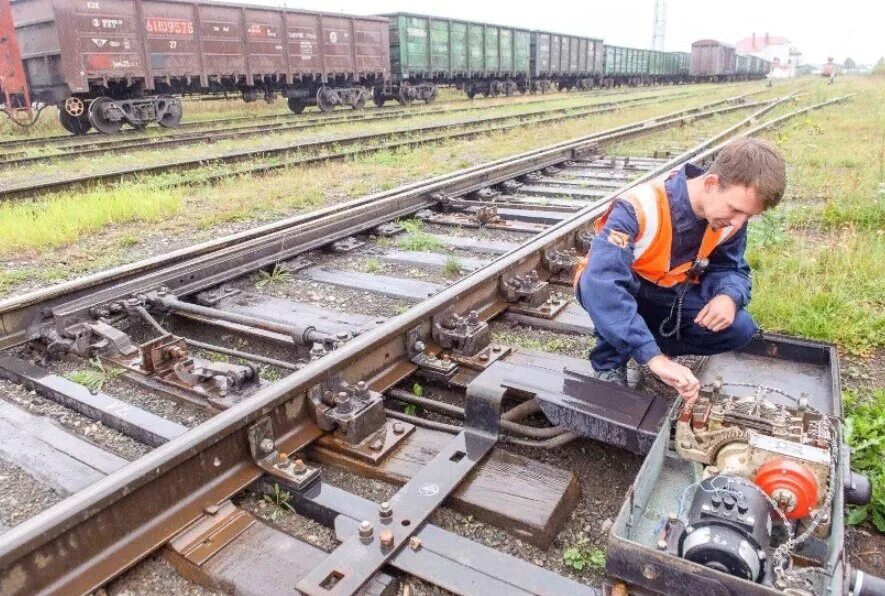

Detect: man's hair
[708, 137, 786, 209]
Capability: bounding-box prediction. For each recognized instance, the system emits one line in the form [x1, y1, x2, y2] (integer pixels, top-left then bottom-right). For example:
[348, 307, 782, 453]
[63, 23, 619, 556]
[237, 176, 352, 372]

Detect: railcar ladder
[0, 0, 35, 124]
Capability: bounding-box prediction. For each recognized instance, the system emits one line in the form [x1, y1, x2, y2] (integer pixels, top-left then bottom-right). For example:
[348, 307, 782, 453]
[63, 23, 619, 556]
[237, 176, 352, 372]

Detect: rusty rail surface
[0, 94, 852, 595]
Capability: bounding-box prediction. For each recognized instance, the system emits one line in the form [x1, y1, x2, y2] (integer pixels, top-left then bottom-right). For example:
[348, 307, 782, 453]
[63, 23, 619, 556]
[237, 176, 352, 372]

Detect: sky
[247, 0, 884, 65]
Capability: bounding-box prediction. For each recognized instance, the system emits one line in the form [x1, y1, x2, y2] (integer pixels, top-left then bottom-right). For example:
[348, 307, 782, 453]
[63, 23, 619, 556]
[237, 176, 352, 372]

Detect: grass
[747, 77, 885, 355]
[443, 256, 462, 276]
[0, 183, 183, 256]
[397, 219, 444, 252]
[563, 535, 607, 572]
[255, 264, 292, 288]
[844, 389, 885, 531]
[364, 258, 382, 273]
[263, 483, 295, 521]
[65, 358, 123, 393]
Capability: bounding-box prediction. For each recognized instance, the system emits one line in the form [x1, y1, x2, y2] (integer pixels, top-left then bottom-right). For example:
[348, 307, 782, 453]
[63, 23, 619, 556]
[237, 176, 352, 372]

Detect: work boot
[589, 365, 627, 387]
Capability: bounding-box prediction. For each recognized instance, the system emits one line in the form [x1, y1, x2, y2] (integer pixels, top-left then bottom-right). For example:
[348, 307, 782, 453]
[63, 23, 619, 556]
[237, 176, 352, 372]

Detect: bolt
[656, 539, 668, 550]
[293, 459, 308, 474]
[414, 341, 426, 351]
[479, 353, 489, 362]
[259, 438, 274, 453]
[379, 528, 394, 548]
[392, 422, 405, 435]
[335, 392, 352, 414]
[667, 512, 678, 522]
[276, 453, 289, 468]
[337, 331, 349, 340]
[680, 440, 692, 449]
[409, 536, 422, 551]
[358, 520, 374, 540]
[757, 549, 767, 560]
[370, 439, 383, 451]
[685, 526, 694, 534]
[379, 502, 392, 519]
[356, 380, 367, 391]
[745, 516, 755, 525]
[492, 346, 502, 352]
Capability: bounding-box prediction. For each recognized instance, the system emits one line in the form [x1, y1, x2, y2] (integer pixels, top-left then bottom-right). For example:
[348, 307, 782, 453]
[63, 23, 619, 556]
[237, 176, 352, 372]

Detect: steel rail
[0, 92, 683, 171]
[0, 92, 747, 201]
[0, 94, 848, 595]
[0, 93, 757, 349]
[0, 81, 743, 153]
[0, 90, 688, 160]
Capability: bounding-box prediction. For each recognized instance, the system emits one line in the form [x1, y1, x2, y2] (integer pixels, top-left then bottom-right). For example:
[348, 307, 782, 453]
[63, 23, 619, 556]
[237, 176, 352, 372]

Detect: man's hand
[695, 294, 737, 332]
[647, 355, 700, 403]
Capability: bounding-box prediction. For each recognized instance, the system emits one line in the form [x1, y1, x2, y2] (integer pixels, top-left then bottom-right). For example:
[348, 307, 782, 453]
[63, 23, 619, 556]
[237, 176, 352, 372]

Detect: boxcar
[9, 0, 390, 133]
[690, 39, 736, 80]
[377, 12, 530, 104]
[530, 31, 603, 93]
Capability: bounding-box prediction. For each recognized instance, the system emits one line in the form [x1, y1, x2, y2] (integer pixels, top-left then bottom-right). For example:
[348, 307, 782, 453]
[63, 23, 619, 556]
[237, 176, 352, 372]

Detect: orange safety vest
[573, 178, 737, 289]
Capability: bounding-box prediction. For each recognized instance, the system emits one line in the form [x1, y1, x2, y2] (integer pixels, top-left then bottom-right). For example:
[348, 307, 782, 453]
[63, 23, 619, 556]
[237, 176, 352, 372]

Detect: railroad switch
[247, 417, 321, 490]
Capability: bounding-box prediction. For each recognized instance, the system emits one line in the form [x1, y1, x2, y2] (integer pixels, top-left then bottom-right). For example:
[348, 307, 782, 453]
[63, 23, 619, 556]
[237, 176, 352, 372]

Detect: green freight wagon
[530, 31, 604, 92]
[603, 45, 689, 86]
[376, 12, 531, 104]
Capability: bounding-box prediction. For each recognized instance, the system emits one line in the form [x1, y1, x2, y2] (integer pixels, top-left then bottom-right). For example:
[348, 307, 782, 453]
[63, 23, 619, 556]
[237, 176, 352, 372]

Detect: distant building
[736, 33, 801, 78]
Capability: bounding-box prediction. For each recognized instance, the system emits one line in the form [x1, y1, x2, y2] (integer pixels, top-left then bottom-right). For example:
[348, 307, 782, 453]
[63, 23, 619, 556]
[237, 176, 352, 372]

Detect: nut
[379, 528, 394, 548]
[656, 539, 668, 550]
[392, 422, 405, 435]
[259, 438, 274, 453]
[358, 520, 373, 539]
[409, 536, 422, 551]
[379, 501, 392, 519]
[370, 439, 383, 451]
[292, 459, 308, 474]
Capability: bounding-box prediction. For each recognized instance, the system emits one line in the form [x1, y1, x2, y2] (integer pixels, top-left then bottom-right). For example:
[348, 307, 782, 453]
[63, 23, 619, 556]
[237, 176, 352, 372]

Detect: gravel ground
[0, 459, 64, 528]
[106, 552, 220, 596]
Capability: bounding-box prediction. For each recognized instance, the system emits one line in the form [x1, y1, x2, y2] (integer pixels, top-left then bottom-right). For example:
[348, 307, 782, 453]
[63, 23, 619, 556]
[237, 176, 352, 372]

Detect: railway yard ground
[0, 75, 882, 595]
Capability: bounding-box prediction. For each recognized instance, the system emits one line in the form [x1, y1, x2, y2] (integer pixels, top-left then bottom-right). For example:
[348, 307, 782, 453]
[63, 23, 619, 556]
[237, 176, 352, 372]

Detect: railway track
[0, 93, 851, 594]
[0, 90, 695, 169]
[0, 91, 765, 201]
[0, 83, 716, 154]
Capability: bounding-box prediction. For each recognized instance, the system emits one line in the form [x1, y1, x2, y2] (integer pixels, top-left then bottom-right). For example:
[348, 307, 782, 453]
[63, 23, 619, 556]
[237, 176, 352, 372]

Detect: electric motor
[678, 475, 774, 583]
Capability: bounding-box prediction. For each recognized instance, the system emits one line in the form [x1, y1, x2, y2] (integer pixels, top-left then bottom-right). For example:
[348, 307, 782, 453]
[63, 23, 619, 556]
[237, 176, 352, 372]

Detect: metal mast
[652, 0, 667, 50]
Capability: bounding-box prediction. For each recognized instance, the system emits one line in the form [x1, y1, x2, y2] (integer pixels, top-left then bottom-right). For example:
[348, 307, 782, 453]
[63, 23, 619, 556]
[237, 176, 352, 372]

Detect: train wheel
[465, 85, 477, 100]
[397, 85, 413, 107]
[158, 96, 183, 129]
[316, 86, 337, 112]
[373, 88, 386, 108]
[287, 97, 306, 114]
[88, 97, 123, 134]
[58, 108, 91, 135]
[423, 86, 437, 104]
[350, 93, 366, 110]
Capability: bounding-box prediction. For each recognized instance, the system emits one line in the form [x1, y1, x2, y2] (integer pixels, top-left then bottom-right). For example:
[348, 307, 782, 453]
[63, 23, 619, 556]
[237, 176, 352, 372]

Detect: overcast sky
[256, 0, 883, 65]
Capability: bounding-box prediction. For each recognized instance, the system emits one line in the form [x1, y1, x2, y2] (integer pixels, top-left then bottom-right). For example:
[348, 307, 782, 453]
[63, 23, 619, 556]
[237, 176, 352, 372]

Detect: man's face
[702, 175, 766, 231]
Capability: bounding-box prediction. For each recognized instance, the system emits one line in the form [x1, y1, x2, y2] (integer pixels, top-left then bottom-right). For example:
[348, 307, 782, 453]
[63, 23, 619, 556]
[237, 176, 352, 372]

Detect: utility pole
[652, 0, 667, 50]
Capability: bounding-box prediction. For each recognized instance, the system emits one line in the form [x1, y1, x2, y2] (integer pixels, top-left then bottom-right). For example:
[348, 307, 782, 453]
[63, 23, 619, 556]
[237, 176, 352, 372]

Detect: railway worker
[573, 137, 786, 404]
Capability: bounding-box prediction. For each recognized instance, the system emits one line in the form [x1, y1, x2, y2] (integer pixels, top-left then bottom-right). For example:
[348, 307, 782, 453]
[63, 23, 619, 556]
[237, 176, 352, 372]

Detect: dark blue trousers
[590, 281, 758, 371]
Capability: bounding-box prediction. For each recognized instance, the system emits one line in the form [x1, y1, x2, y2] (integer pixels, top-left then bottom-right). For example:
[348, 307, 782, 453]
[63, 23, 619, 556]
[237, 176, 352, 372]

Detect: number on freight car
[86, 1, 100, 9]
[145, 18, 194, 36]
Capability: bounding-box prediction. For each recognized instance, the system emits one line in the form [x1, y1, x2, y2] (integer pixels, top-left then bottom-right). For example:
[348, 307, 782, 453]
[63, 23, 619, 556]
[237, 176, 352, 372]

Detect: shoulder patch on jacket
[607, 229, 630, 248]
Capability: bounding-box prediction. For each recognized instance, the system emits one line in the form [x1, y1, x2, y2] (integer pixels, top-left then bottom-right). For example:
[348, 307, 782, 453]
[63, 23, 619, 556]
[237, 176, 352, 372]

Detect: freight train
[0, 0, 771, 135]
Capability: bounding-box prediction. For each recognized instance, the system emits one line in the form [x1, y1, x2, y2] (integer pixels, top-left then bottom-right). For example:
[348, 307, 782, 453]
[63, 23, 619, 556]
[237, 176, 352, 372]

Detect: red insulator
[754, 458, 819, 520]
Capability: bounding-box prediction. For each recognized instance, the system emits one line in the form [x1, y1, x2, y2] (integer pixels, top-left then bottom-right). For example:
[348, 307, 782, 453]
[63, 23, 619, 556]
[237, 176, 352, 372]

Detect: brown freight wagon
[689, 39, 736, 80]
[6, 0, 389, 133]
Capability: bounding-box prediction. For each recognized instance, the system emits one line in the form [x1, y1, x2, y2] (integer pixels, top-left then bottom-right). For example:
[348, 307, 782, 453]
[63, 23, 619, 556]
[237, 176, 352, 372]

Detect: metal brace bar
[296, 382, 503, 595]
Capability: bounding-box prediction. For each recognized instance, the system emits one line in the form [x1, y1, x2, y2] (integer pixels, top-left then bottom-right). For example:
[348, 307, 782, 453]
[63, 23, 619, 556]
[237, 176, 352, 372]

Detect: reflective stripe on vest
[573, 179, 736, 289]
